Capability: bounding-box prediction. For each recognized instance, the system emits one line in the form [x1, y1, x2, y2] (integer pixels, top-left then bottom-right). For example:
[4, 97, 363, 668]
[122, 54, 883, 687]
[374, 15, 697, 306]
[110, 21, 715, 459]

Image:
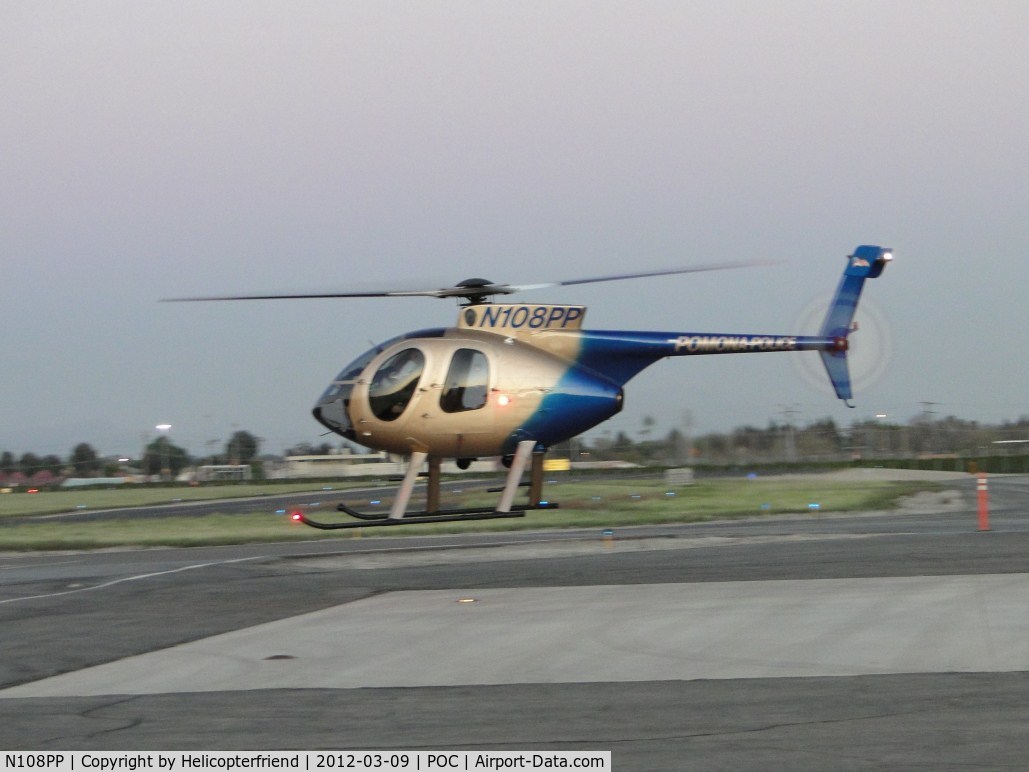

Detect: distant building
[195, 464, 253, 482]
[274, 448, 403, 479]
[61, 477, 129, 488]
[271, 447, 500, 478]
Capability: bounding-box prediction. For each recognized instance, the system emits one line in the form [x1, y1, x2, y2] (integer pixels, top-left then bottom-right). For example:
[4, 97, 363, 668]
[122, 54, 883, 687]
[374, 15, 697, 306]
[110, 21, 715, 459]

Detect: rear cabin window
[440, 349, 489, 413]
[368, 348, 425, 421]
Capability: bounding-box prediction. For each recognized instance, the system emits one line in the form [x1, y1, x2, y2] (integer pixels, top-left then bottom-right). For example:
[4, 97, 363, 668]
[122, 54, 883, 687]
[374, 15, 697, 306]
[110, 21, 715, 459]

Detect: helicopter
[168, 244, 892, 528]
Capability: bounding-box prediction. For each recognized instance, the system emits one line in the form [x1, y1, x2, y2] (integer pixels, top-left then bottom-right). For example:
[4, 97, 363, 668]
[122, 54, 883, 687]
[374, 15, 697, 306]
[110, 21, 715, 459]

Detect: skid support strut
[389, 450, 427, 520]
[426, 456, 441, 512]
[497, 440, 537, 513]
[528, 447, 545, 506]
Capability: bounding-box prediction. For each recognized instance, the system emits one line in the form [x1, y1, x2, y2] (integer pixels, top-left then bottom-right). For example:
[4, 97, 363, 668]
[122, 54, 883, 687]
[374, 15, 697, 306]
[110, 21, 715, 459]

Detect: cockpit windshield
[312, 335, 405, 437]
[312, 329, 446, 437]
[317, 335, 400, 404]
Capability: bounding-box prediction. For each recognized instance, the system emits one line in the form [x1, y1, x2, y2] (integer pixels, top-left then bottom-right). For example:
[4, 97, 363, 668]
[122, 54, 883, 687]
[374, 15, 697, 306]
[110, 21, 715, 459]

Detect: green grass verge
[0, 481, 375, 519]
[0, 478, 944, 551]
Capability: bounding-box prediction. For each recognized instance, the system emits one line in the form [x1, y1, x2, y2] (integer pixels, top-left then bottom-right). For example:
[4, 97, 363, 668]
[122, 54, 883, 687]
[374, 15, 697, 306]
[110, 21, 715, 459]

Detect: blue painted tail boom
[567, 245, 892, 404]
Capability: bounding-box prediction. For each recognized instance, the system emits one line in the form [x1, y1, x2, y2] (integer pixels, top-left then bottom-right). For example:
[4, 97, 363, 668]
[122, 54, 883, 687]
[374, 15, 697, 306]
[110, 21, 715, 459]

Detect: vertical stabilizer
[819, 245, 893, 404]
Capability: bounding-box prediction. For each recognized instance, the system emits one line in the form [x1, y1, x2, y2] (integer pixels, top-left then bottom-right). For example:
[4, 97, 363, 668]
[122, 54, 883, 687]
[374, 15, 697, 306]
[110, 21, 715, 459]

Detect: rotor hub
[455, 278, 498, 305]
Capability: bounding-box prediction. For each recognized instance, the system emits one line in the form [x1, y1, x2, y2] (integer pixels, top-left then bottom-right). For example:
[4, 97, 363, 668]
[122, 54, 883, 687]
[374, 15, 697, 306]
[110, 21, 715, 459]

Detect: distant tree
[666, 428, 688, 464]
[70, 443, 101, 476]
[284, 442, 335, 456]
[702, 433, 729, 461]
[41, 455, 63, 475]
[797, 418, 843, 458]
[18, 453, 41, 477]
[142, 437, 190, 477]
[1, 451, 15, 474]
[225, 431, 260, 464]
[731, 425, 775, 455]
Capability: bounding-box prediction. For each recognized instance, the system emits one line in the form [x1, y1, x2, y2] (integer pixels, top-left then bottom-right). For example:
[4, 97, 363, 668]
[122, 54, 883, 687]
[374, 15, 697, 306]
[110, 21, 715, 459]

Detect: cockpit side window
[368, 348, 425, 421]
[440, 349, 489, 413]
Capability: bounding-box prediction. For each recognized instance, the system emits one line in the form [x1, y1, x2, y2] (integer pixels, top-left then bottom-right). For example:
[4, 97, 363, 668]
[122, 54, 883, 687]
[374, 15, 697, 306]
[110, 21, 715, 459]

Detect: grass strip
[0, 481, 376, 519]
[0, 478, 943, 551]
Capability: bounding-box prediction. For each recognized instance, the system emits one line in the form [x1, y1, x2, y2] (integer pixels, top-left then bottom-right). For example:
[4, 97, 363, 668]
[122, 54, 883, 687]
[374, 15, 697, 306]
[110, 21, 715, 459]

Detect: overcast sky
[2, 1, 1027, 458]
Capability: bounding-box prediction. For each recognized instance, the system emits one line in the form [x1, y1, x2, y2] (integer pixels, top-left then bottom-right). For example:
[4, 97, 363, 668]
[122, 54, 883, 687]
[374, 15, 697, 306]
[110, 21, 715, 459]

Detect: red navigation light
[290, 511, 304, 522]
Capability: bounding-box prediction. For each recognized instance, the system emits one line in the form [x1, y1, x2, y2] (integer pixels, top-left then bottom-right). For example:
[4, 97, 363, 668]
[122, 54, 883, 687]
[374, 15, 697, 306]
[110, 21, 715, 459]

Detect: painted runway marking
[0, 556, 264, 606]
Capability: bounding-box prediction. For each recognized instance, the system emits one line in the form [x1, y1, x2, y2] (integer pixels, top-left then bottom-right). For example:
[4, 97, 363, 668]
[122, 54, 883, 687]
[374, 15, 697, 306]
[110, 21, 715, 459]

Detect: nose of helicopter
[313, 396, 352, 438]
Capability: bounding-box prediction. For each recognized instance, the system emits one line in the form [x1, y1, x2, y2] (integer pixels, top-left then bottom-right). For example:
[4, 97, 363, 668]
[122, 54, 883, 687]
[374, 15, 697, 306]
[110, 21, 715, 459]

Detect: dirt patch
[770, 468, 972, 483]
[897, 489, 966, 513]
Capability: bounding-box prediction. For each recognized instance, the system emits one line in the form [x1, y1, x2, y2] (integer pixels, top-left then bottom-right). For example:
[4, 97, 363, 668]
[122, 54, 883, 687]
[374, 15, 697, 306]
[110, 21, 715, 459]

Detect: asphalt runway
[1, 474, 1028, 770]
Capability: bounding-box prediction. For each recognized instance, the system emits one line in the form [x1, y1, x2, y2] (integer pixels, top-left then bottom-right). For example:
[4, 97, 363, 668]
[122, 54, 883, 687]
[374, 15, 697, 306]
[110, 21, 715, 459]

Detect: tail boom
[535, 245, 891, 403]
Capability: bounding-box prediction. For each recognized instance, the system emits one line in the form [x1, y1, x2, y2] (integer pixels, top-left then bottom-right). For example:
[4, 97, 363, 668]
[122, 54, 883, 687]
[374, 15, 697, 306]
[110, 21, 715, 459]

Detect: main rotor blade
[161, 258, 776, 303]
[161, 288, 469, 302]
[508, 259, 779, 293]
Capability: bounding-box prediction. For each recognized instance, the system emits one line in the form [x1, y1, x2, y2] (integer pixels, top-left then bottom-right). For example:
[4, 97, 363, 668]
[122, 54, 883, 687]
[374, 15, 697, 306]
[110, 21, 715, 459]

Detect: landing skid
[294, 503, 558, 530]
[334, 501, 558, 521]
[291, 440, 559, 530]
